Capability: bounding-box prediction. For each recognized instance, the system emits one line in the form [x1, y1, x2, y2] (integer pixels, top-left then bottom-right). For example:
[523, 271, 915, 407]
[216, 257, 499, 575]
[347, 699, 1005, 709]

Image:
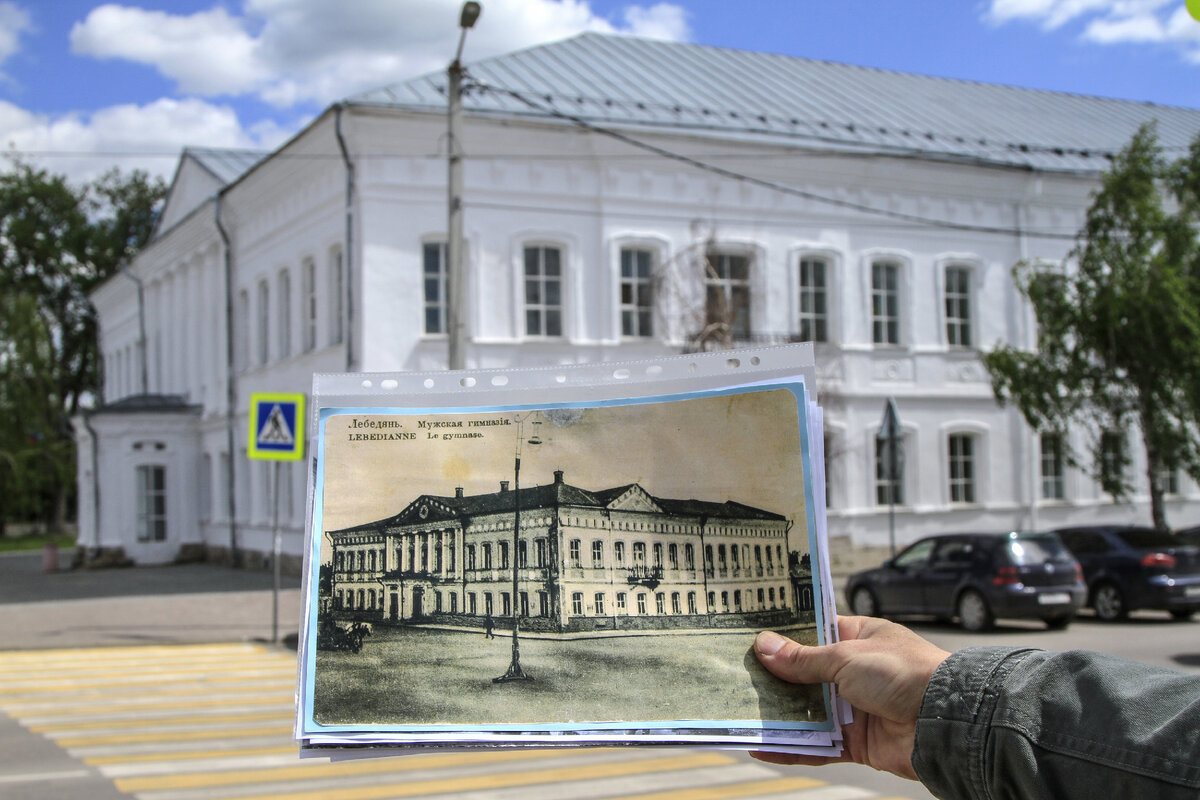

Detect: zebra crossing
[0, 642, 921, 800]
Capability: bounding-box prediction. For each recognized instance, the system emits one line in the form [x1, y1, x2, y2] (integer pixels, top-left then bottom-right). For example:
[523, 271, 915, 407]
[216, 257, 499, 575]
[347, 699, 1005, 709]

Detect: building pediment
[605, 485, 663, 514]
[391, 496, 459, 526]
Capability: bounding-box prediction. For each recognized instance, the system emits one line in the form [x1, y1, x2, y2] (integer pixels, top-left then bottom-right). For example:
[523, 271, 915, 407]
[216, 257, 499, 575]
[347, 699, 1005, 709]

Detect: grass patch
[0, 532, 75, 554]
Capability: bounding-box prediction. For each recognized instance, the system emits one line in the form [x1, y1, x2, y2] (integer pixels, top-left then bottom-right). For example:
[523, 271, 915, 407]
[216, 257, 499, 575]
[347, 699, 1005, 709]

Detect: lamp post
[494, 415, 540, 683]
[447, 1, 481, 371]
[876, 397, 904, 560]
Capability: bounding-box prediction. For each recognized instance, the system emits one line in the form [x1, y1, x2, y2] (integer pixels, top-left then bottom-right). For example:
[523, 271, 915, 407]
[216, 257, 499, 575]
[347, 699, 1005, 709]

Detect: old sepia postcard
[298, 372, 834, 750]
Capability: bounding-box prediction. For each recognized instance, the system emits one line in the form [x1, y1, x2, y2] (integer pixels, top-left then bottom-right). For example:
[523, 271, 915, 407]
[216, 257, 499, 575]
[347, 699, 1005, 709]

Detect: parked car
[1176, 525, 1200, 548]
[845, 532, 1085, 632]
[1054, 525, 1200, 621]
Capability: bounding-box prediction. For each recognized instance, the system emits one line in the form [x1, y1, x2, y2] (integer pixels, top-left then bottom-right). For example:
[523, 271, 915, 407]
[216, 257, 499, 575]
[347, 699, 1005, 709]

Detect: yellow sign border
[248, 392, 306, 461]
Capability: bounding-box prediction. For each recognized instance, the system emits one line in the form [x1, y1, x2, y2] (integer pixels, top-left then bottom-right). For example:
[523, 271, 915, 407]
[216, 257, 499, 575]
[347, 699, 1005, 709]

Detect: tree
[0, 161, 166, 531]
[983, 124, 1200, 531]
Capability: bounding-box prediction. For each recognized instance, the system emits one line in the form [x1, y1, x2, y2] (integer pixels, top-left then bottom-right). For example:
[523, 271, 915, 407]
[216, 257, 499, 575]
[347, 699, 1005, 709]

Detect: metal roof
[350, 32, 1200, 174]
[184, 147, 267, 186]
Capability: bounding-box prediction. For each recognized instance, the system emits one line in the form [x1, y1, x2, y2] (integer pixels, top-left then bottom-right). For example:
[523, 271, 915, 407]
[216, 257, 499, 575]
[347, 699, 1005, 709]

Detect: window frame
[619, 245, 656, 339]
[135, 464, 167, 543]
[942, 263, 974, 348]
[328, 245, 344, 346]
[948, 432, 977, 504]
[703, 247, 753, 341]
[870, 259, 902, 346]
[796, 254, 830, 344]
[522, 242, 565, 338]
[277, 268, 291, 359]
[1041, 432, 1066, 501]
[422, 239, 448, 336]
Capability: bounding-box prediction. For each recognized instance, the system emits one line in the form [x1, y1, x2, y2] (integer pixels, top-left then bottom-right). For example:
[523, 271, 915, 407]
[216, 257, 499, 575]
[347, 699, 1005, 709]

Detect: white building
[74, 33, 1200, 568]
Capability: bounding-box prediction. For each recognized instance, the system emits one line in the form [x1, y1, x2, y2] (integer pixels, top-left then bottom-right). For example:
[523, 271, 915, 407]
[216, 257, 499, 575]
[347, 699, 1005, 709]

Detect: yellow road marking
[113, 746, 599, 792]
[55, 724, 294, 748]
[204, 752, 736, 800]
[31, 710, 287, 733]
[5, 693, 294, 717]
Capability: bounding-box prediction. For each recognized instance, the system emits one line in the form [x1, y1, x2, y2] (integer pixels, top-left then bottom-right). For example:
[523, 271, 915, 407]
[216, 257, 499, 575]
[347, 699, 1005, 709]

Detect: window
[948, 433, 976, 504]
[1041, 433, 1065, 500]
[652, 542, 663, 568]
[875, 435, 905, 506]
[302, 258, 317, 352]
[668, 543, 678, 570]
[620, 247, 654, 337]
[734, 590, 742, 612]
[684, 544, 695, 570]
[1160, 468, 1180, 496]
[466, 544, 476, 570]
[871, 260, 901, 345]
[707, 591, 715, 611]
[614, 540, 626, 566]
[671, 592, 681, 614]
[136, 465, 167, 542]
[637, 593, 647, 614]
[501, 592, 511, 616]
[278, 269, 291, 359]
[798, 256, 828, 342]
[592, 540, 603, 568]
[569, 538, 581, 568]
[594, 592, 606, 615]
[423, 241, 448, 335]
[524, 245, 563, 337]
[632, 541, 646, 565]
[499, 541, 509, 569]
[616, 592, 627, 612]
[944, 265, 972, 347]
[517, 540, 527, 568]
[1100, 431, 1126, 496]
[256, 281, 270, 365]
[655, 592, 665, 614]
[237, 290, 250, 371]
[687, 592, 697, 615]
[482, 543, 492, 569]
[329, 247, 344, 345]
[705, 250, 751, 339]
[571, 592, 583, 615]
[468, 592, 477, 615]
[535, 538, 546, 567]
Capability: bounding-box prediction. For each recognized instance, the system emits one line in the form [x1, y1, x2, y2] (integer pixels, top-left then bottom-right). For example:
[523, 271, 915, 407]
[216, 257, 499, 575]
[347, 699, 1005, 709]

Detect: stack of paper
[295, 344, 849, 759]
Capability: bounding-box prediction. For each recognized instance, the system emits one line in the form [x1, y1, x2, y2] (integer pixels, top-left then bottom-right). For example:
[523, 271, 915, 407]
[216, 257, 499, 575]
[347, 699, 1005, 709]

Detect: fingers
[754, 630, 845, 686]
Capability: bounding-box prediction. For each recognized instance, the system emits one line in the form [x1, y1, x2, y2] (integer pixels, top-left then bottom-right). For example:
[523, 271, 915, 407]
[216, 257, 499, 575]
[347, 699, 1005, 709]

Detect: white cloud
[0, 1, 33, 81]
[985, 0, 1200, 63]
[69, 0, 692, 108]
[0, 97, 288, 184]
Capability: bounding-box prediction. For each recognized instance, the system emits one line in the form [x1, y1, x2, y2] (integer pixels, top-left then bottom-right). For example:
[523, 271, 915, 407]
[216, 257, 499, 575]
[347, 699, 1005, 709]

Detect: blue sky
[2, 0, 1198, 183]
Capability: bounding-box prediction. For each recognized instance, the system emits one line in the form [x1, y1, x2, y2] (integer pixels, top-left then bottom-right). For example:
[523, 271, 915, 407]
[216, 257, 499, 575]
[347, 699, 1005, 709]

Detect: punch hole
[613, 368, 631, 379]
[361, 380, 373, 389]
[750, 356, 761, 366]
[726, 358, 741, 369]
[645, 365, 663, 376]
[423, 378, 435, 389]
[491, 375, 509, 386]
[459, 376, 477, 388]
[555, 375, 567, 384]
[381, 379, 398, 390]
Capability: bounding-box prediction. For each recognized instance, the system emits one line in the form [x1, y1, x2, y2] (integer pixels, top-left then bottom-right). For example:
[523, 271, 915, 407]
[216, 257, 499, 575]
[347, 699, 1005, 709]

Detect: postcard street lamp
[494, 413, 541, 683]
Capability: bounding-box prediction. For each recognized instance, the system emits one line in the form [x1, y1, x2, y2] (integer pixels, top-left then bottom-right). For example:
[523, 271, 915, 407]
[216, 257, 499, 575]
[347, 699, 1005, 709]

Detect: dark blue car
[845, 531, 1085, 632]
[1053, 525, 1200, 621]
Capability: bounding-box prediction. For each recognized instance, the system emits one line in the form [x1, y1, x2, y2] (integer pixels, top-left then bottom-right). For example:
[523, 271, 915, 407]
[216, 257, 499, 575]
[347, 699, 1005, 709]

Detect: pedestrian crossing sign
[248, 393, 305, 461]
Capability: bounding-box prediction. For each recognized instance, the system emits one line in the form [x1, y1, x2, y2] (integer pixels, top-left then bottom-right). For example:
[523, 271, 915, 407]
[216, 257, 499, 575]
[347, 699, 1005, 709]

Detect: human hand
[752, 616, 950, 780]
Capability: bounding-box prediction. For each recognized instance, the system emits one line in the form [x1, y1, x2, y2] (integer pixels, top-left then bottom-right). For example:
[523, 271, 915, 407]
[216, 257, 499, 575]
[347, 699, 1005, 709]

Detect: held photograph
[303, 384, 829, 734]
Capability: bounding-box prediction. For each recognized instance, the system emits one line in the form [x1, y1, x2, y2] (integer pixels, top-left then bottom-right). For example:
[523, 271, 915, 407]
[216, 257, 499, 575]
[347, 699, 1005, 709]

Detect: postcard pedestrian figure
[484, 614, 495, 639]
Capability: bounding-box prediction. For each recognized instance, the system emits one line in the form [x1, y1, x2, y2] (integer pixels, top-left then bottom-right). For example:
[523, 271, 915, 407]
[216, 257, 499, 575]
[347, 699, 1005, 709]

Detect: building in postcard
[326, 470, 806, 632]
[75, 32, 1200, 569]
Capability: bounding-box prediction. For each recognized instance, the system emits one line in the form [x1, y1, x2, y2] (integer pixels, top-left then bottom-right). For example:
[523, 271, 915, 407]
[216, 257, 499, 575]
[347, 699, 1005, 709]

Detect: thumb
[754, 630, 842, 686]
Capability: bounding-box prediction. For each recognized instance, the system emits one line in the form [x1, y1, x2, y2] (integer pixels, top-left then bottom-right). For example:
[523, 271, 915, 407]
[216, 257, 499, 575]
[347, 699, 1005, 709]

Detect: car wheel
[1169, 608, 1195, 621]
[957, 590, 994, 632]
[1092, 582, 1127, 621]
[850, 587, 878, 617]
[1043, 613, 1074, 630]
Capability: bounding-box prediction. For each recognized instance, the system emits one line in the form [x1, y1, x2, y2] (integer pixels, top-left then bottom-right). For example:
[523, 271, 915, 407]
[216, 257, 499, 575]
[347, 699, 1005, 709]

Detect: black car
[845, 532, 1085, 632]
[1054, 525, 1200, 621]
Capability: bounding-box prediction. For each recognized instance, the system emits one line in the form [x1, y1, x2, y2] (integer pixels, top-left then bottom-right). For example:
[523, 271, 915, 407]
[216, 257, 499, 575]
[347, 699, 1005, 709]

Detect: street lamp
[447, 1, 481, 371]
[494, 414, 540, 683]
[876, 397, 904, 560]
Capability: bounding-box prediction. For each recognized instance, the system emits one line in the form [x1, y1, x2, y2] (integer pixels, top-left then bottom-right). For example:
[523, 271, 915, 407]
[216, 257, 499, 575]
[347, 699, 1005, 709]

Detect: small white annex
[73, 32, 1200, 568]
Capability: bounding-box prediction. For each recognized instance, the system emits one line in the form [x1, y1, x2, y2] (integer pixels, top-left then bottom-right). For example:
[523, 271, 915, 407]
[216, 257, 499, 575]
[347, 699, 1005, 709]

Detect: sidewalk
[0, 550, 303, 650]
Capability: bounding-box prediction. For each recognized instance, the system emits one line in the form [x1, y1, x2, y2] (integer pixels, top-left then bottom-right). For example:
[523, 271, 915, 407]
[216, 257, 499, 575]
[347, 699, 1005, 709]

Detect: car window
[1007, 535, 1071, 565]
[893, 539, 936, 569]
[1058, 530, 1108, 554]
[932, 540, 977, 566]
[1115, 527, 1178, 548]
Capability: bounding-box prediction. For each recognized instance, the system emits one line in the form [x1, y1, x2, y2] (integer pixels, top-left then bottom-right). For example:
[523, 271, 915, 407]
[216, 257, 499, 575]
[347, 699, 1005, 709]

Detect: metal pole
[495, 433, 531, 682]
[446, 58, 467, 370]
[272, 461, 281, 644]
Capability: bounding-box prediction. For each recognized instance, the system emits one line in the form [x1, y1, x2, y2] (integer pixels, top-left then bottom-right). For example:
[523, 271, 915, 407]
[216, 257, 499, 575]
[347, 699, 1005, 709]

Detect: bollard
[42, 543, 59, 573]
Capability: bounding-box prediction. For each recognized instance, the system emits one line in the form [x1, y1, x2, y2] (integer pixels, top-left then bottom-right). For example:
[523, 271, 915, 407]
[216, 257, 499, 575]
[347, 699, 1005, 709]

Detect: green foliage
[0, 160, 166, 531]
[983, 124, 1200, 530]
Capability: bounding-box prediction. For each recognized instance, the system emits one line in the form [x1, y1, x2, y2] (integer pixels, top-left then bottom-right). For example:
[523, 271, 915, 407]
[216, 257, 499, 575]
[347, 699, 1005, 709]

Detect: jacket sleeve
[911, 646, 1200, 800]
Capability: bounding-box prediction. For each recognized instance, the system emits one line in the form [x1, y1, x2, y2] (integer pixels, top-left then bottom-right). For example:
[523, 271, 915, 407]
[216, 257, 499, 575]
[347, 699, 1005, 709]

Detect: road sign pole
[272, 460, 281, 644]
